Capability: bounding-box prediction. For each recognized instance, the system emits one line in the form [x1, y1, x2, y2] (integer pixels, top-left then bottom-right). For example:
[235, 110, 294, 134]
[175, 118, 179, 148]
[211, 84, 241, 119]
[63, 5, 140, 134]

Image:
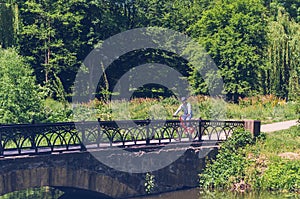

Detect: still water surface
[0, 187, 299, 199]
[129, 188, 300, 199]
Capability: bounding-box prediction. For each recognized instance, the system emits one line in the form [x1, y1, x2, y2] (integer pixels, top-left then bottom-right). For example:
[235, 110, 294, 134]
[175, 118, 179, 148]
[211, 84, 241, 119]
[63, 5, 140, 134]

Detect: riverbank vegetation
[50, 95, 298, 124]
[0, 0, 299, 125]
[247, 126, 300, 193]
[199, 126, 300, 196]
[0, 87, 296, 124]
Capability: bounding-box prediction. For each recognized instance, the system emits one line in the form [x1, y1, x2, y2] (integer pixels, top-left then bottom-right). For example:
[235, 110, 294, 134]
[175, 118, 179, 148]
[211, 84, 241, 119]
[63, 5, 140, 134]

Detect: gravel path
[261, 120, 298, 133]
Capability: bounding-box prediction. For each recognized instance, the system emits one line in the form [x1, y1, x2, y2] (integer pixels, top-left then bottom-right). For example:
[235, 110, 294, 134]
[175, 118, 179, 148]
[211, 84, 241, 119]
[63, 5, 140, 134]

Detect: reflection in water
[0, 187, 298, 199]
[129, 188, 299, 199]
[0, 187, 63, 199]
[0, 187, 111, 199]
[129, 188, 200, 199]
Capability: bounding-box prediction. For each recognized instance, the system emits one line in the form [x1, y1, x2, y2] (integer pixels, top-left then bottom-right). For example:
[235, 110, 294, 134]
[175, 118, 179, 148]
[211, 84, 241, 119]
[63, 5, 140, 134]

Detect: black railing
[0, 119, 245, 157]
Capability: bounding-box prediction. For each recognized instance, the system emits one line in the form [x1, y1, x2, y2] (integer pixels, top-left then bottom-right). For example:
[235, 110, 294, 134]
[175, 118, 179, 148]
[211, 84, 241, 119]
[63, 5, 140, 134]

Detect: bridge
[0, 119, 260, 198]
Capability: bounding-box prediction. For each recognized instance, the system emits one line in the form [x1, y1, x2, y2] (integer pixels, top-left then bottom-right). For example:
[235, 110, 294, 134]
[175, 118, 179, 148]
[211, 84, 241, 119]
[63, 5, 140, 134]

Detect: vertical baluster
[31, 129, 37, 154]
[198, 118, 202, 141]
[146, 119, 150, 145]
[97, 122, 102, 148]
[80, 122, 87, 151]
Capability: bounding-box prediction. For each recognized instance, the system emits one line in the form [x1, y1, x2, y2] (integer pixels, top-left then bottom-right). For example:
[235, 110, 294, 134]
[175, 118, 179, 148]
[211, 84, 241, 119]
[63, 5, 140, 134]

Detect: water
[0, 187, 299, 199]
[0, 187, 63, 199]
[129, 188, 300, 199]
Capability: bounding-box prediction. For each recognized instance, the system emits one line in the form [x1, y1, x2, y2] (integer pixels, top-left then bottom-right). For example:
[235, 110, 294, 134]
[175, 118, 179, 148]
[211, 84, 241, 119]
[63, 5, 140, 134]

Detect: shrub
[0, 48, 45, 124]
[199, 128, 254, 190]
[43, 98, 73, 122]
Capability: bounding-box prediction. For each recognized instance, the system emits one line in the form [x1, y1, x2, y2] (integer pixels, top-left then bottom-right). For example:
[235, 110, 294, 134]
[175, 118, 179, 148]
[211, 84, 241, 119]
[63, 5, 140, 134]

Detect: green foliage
[226, 95, 298, 122]
[245, 126, 300, 193]
[259, 158, 300, 192]
[18, 0, 84, 96]
[199, 128, 254, 190]
[199, 190, 299, 199]
[138, 0, 210, 32]
[200, 126, 300, 194]
[0, 1, 18, 48]
[1, 0, 298, 123]
[43, 98, 72, 122]
[222, 128, 254, 150]
[188, 0, 268, 101]
[73, 97, 179, 122]
[0, 48, 45, 124]
[0, 187, 63, 199]
[68, 95, 298, 122]
[271, 0, 300, 22]
[0, 0, 299, 102]
[111, 98, 171, 120]
[258, 126, 300, 154]
[265, 6, 300, 99]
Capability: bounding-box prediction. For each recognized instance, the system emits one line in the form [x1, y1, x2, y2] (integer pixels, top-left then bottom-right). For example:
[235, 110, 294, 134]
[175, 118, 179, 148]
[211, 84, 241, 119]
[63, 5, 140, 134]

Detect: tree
[17, 0, 143, 99]
[15, 0, 215, 100]
[265, 6, 300, 100]
[188, 0, 268, 102]
[0, 1, 19, 48]
[0, 48, 44, 124]
[277, 0, 300, 22]
[18, 0, 85, 100]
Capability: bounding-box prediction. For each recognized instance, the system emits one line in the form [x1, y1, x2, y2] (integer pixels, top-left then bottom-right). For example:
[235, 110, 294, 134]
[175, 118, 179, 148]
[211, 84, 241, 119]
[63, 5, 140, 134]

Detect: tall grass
[68, 95, 298, 123]
[226, 95, 298, 123]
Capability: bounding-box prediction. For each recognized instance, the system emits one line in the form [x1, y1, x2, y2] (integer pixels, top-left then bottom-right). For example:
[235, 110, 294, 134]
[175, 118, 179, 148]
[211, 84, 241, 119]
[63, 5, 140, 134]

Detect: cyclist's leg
[181, 114, 188, 120]
[186, 114, 192, 120]
[185, 114, 192, 126]
[185, 115, 195, 141]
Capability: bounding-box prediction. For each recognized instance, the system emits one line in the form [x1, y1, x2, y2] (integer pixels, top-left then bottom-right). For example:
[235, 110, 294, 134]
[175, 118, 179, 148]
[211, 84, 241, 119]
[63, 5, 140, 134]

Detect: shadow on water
[0, 187, 299, 199]
[56, 187, 113, 199]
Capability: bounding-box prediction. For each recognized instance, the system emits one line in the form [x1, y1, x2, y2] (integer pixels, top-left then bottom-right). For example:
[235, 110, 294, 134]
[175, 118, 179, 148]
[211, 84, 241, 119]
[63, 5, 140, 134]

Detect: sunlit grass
[71, 95, 298, 123]
[255, 126, 300, 157]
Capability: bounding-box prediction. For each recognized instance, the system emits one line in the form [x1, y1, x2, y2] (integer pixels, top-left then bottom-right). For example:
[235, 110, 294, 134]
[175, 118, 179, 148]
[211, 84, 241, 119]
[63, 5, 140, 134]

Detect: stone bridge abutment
[0, 144, 218, 198]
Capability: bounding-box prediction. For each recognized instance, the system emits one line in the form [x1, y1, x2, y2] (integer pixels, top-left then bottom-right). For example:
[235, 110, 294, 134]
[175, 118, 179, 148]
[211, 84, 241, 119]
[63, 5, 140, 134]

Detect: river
[0, 187, 298, 199]
[129, 188, 298, 199]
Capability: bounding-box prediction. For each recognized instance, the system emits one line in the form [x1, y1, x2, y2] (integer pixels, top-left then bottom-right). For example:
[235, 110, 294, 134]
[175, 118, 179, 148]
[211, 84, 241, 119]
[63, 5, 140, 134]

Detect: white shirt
[174, 102, 192, 116]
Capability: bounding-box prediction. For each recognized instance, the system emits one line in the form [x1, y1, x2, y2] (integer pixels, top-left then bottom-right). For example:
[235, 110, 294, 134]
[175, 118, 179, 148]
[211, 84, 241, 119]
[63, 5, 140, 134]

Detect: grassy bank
[246, 126, 300, 193]
[199, 125, 300, 195]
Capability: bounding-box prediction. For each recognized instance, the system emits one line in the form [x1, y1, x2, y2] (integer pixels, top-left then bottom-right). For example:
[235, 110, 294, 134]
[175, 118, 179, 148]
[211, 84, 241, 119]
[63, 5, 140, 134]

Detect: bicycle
[173, 115, 196, 141]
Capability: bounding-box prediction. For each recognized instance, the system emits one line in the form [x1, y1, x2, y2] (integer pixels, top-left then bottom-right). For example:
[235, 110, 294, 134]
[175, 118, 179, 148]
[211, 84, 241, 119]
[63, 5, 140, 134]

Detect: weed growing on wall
[145, 172, 156, 194]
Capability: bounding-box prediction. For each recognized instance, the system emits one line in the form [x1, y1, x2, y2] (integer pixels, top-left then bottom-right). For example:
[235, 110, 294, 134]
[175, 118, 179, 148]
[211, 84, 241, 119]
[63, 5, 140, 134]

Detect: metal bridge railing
[0, 119, 245, 157]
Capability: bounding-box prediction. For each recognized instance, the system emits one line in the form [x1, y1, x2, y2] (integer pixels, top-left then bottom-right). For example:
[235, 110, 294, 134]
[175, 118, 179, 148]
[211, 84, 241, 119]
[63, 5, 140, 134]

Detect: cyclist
[173, 97, 192, 120]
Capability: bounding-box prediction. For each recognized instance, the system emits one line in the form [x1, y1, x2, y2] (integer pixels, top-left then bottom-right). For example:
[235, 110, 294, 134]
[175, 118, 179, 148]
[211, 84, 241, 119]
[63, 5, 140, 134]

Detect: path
[261, 120, 298, 133]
